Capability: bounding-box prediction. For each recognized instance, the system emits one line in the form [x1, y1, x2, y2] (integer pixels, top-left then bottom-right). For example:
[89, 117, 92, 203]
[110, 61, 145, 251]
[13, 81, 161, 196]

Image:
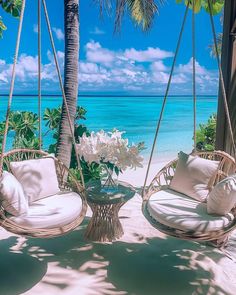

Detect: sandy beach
[0, 159, 236, 295]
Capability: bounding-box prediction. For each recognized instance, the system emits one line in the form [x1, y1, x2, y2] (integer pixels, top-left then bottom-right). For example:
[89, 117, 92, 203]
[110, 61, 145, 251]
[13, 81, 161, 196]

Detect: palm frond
[115, 0, 162, 32]
[209, 32, 222, 58]
[96, 0, 162, 32]
[93, 0, 113, 17]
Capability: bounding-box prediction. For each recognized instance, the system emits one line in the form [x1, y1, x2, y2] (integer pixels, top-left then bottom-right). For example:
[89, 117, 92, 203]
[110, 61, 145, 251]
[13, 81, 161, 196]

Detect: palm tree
[56, 0, 79, 167]
[56, 0, 159, 168]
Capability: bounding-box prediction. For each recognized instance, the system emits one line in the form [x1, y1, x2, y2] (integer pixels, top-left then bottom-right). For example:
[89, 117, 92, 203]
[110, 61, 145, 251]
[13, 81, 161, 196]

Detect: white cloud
[80, 62, 99, 74]
[85, 41, 115, 65]
[52, 27, 64, 41]
[0, 50, 65, 90]
[178, 58, 207, 75]
[124, 47, 174, 62]
[90, 27, 105, 35]
[0, 73, 8, 83]
[151, 61, 168, 72]
[0, 41, 219, 95]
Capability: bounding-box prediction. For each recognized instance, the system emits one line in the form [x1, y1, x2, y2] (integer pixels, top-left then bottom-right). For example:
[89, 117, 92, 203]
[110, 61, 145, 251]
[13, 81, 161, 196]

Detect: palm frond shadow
[1, 218, 234, 295]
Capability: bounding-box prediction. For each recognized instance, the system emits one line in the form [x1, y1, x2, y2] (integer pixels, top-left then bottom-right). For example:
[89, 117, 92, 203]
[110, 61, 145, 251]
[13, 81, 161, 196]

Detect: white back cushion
[10, 157, 60, 203]
[0, 171, 28, 216]
[170, 151, 219, 202]
[207, 175, 236, 215]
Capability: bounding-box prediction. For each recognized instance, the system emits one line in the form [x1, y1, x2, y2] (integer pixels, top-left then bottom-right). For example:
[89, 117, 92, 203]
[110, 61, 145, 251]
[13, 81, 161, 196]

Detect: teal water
[0, 95, 217, 161]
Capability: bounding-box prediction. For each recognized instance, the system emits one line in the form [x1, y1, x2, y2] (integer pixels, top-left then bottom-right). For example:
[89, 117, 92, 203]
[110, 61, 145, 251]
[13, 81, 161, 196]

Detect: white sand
[0, 160, 236, 295]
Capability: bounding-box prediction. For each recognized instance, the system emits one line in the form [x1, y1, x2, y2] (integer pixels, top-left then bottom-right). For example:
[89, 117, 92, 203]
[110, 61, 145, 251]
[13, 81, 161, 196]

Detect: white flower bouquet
[76, 129, 144, 184]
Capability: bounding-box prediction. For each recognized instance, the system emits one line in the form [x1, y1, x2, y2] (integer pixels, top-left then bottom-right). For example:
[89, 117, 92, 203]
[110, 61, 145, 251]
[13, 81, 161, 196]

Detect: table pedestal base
[85, 202, 125, 242]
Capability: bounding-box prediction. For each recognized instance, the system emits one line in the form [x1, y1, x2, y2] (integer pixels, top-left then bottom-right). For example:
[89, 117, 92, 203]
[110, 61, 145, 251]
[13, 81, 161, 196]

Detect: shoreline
[120, 157, 172, 188]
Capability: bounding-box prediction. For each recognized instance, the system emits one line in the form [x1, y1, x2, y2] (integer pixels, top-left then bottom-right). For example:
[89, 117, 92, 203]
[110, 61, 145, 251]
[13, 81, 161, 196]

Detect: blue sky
[0, 0, 222, 95]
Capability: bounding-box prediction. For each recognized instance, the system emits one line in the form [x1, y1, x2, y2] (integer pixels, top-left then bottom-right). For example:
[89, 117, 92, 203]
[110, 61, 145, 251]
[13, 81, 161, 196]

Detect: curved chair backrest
[2, 149, 85, 196]
[144, 151, 236, 200]
[0, 149, 87, 238]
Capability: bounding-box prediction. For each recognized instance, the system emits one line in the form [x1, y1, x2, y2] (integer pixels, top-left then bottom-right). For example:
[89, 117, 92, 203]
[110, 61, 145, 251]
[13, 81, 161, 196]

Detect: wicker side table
[85, 181, 135, 242]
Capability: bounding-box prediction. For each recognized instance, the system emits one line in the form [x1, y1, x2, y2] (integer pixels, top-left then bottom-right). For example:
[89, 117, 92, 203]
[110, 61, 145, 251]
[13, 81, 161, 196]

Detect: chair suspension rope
[142, 0, 190, 193]
[207, 0, 236, 159]
[38, 0, 42, 149]
[192, 0, 197, 151]
[0, 0, 26, 175]
[42, 0, 85, 188]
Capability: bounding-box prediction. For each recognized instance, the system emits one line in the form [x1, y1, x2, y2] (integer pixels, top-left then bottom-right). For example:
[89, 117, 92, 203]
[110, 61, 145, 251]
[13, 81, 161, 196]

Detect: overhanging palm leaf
[96, 0, 162, 31]
[209, 32, 222, 57]
[0, 0, 22, 37]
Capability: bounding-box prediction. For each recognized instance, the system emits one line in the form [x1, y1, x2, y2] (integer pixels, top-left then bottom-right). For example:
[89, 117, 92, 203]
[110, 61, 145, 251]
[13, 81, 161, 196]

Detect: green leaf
[1, 0, 22, 17]
[184, 0, 202, 13]
[114, 166, 120, 176]
[196, 113, 216, 151]
[74, 125, 89, 142]
[75, 106, 87, 121]
[128, 0, 158, 31]
[178, 0, 224, 15]
[43, 106, 62, 130]
[201, 0, 224, 15]
[0, 17, 7, 38]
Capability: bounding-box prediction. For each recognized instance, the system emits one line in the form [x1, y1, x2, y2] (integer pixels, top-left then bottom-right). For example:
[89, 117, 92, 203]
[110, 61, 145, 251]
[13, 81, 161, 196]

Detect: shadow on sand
[0, 217, 233, 295]
[0, 237, 47, 295]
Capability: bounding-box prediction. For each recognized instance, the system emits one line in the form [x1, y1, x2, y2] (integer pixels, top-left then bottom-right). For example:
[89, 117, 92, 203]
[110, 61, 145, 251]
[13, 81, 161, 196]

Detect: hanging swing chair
[0, 0, 87, 238]
[142, 0, 236, 247]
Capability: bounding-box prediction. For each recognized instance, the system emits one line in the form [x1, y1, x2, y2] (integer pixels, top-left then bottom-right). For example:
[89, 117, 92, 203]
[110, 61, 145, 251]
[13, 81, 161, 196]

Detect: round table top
[86, 180, 136, 205]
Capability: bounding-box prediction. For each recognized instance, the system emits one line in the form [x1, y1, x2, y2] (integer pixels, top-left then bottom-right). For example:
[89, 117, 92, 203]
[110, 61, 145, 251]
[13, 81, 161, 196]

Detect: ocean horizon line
[0, 93, 218, 98]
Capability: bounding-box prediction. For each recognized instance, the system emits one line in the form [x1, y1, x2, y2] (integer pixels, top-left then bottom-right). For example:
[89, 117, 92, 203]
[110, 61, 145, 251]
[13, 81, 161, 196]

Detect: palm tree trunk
[56, 0, 79, 167]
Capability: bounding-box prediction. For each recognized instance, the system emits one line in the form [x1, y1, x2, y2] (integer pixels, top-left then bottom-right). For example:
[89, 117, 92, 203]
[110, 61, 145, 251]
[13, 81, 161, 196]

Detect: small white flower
[76, 129, 143, 171]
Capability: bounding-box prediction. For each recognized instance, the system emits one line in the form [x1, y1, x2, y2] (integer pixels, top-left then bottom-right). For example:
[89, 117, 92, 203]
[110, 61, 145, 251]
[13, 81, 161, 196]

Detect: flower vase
[101, 166, 118, 193]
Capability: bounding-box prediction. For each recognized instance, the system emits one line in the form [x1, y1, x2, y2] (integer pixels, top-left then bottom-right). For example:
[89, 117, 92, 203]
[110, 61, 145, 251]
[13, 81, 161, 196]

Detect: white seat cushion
[9, 191, 83, 229]
[0, 171, 28, 216]
[10, 157, 60, 203]
[147, 189, 234, 233]
[170, 151, 219, 202]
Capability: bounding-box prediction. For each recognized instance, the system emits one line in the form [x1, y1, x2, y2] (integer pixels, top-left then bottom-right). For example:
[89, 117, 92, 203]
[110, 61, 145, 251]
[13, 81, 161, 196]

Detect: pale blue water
[0, 95, 217, 161]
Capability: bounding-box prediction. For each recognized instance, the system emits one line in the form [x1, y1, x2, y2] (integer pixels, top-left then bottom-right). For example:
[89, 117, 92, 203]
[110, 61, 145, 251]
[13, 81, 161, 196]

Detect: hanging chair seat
[8, 191, 83, 229]
[0, 149, 87, 238]
[147, 188, 234, 233]
[143, 151, 236, 243]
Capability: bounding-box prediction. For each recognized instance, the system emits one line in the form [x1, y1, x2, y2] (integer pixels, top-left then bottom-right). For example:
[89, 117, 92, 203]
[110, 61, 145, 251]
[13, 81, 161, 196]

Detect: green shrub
[196, 114, 216, 151]
[0, 106, 101, 183]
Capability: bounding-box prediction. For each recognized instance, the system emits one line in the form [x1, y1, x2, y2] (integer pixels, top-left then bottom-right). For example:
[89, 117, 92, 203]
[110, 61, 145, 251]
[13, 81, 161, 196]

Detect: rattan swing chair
[142, 0, 236, 247]
[0, 0, 87, 238]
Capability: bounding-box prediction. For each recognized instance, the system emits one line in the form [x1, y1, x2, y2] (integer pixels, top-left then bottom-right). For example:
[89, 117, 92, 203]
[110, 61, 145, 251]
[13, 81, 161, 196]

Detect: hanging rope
[41, 0, 85, 188]
[207, 0, 236, 159]
[192, 0, 197, 151]
[38, 0, 42, 149]
[142, 0, 190, 192]
[0, 0, 26, 175]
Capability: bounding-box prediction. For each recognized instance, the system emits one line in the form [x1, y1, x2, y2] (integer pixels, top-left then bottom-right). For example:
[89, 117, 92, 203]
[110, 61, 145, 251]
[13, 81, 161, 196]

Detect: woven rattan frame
[0, 149, 87, 238]
[142, 151, 236, 243]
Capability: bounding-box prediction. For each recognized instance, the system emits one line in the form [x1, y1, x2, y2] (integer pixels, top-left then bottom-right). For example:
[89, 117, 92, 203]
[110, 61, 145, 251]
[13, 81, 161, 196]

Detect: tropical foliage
[0, 107, 144, 183]
[196, 113, 216, 151]
[0, 0, 22, 37]
[209, 32, 222, 57]
[176, 0, 224, 14]
[96, 0, 160, 31]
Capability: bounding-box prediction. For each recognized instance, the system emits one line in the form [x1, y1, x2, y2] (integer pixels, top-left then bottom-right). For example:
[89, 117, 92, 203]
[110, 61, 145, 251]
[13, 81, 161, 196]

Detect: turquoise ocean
[0, 95, 217, 162]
